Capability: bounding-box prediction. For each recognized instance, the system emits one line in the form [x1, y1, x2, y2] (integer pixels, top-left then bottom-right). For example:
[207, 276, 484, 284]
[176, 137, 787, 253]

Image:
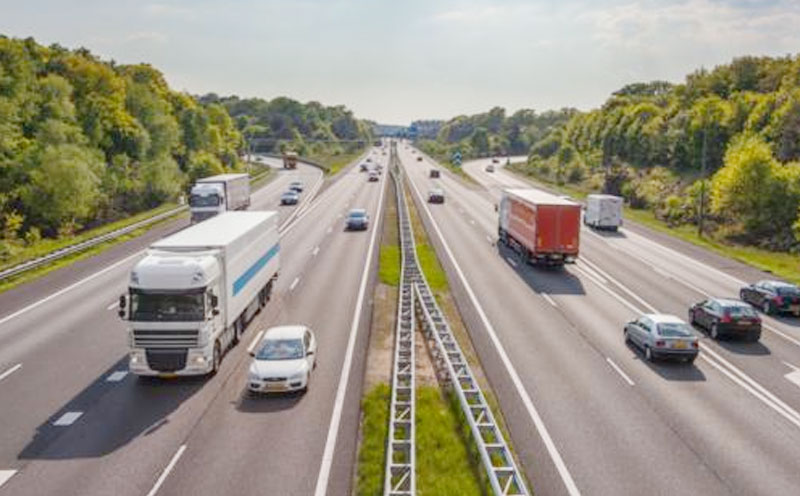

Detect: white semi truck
[119, 211, 279, 377]
[584, 194, 623, 231]
[189, 173, 251, 223]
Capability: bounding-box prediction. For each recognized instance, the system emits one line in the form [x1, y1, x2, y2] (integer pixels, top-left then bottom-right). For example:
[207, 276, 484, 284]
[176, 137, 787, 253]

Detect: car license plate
[673, 341, 687, 349]
[265, 383, 286, 391]
[158, 373, 178, 379]
[791, 305, 800, 313]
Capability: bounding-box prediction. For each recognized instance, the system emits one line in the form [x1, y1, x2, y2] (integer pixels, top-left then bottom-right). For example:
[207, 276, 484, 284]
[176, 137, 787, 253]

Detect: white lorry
[584, 194, 623, 231]
[119, 211, 279, 377]
[189, 173, 251, 223]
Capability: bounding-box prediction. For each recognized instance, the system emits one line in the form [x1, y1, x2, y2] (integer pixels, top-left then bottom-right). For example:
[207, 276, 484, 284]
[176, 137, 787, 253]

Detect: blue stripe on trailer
[233, 244, 279, 296]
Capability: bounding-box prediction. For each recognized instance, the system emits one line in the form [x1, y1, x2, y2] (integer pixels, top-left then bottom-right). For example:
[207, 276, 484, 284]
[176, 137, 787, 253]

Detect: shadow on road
[497, 244, 586, 296]
[585, 227, 627, 239]
[235, 390, 305, 413]
[18, 356, 205, 460]
[716, 339, 771, 356]
[625, 342, 707, 381]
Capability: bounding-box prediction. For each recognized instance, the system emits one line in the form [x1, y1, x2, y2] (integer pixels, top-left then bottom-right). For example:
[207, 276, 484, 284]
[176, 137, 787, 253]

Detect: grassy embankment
[0, 163, 274, 295]
[509, 162, 800, 285]
[308, 146, 369, 176]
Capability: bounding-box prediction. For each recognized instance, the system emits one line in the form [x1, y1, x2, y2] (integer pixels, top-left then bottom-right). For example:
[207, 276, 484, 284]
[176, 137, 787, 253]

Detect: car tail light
[655, 340, 666, 347]
[692, 341, 699, 348]
[721, 312, 731, 323]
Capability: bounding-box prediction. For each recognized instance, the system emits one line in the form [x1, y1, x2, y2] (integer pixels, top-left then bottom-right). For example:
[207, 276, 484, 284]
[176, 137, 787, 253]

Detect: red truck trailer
[498, 188, 581, 265]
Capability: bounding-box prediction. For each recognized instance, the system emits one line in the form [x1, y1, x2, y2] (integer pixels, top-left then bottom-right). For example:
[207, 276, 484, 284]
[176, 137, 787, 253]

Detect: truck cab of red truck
[498, 188, 581, 266]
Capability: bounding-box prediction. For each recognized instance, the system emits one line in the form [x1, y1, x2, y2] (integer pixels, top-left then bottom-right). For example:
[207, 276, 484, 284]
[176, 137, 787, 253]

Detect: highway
[0, 152, 382, 496]
[401, 146, 800, 495]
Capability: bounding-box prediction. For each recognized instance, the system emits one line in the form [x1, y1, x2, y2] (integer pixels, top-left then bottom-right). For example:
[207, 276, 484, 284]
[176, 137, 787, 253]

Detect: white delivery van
[584, 194, 623, 231]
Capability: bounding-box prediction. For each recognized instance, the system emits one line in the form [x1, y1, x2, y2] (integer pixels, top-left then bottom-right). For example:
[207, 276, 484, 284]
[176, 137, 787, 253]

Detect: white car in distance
[248, 325, 317, 394]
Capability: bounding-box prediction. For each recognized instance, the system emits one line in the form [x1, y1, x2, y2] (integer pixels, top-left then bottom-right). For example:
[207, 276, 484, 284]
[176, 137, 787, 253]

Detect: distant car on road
[486, 164, 495, 172]
[248, 325, 317, 394]
[624, 314, 699, 363]
[492, 157, 499, 163]
[740, 280, 800, 316]
[366, 157, 372, 162]
[429, 169, 440, 178]
[360, 163, 369, 172]
[368, 171, 379, 182]
[345, 208, 369, 230]
[280, 191, 300, 205]
[289, 181, 304, 193]
[428, 188, 445, 204]
[416, 156, 423, 162]
[689, 298, 761, 341]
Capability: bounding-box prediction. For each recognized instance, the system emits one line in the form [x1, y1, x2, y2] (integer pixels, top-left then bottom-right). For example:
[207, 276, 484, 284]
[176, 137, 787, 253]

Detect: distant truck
[189, 173, 250, 223]
[584, 194, 623, 231]
[119, 211, 280, 377]
[498, 188, 581, 265]
[283, 151, 298, 169]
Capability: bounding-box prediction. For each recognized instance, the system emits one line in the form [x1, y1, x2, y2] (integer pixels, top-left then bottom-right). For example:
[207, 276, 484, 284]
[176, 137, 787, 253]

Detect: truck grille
[133, 329, 199, 348]
[146, 349, 187, 372]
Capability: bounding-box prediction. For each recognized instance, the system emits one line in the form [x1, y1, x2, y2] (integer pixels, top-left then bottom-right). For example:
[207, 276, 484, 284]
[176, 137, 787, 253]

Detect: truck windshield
[189, 194, 220, 207]
[130, 291, 205, 321]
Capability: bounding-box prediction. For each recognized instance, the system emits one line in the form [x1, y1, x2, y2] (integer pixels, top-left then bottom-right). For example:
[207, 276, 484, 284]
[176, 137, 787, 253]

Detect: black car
[289, 181, 304, 193]
[429, 169, 440, 178]
[428, 188, 445, 204]
[740, 280, 800, 316]
[689, 298, 762, 341]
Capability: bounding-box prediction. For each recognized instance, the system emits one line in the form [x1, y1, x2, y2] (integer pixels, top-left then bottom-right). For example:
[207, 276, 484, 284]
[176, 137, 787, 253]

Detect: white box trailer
[190, 173, 251, 223]
[120, 211, 279, 377]
[584, 194, 623, 231]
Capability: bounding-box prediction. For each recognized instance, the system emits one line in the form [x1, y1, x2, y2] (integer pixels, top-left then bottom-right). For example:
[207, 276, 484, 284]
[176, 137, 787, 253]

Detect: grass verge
[309, 147, 369, 176]
[404, 189, 448, 292]
[357, 383, 391, 496]
[508, 162, 800, 285]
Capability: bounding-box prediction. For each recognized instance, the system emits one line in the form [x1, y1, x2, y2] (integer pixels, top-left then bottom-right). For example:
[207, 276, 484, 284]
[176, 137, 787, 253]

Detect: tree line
[0, 36, 371, 262]
[522, 55, 800, 251]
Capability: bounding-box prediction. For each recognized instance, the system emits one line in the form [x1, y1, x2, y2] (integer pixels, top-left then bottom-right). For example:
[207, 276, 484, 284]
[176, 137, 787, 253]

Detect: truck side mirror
[213, 308, 220, 316]
[210, 294, 219, 308]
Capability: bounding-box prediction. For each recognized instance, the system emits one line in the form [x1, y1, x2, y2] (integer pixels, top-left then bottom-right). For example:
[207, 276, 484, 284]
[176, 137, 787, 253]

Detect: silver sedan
[624, 314, 699, 363]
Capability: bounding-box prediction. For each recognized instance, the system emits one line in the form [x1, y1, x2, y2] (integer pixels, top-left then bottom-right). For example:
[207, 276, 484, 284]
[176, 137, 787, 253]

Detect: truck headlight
[130, 351, 144, 365]
[193, 355, 206, 365]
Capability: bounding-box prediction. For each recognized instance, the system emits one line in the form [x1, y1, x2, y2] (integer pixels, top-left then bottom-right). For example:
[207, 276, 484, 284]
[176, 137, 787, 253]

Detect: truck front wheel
[211, 342, 221, 375]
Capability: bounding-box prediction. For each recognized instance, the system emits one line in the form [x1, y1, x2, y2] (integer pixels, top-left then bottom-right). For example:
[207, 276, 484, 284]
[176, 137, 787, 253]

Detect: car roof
[282, 190, 298, 195]
[263, 325, 307, 340]
[348, 208, 367, 215]
[644, 313, 685, 324]
[429, 188, 444, 194]
[760, 280, 795, 288]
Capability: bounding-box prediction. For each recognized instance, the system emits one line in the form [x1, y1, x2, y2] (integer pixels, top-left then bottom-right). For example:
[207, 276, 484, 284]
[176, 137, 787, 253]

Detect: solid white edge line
[313, 171, 387, 496]
[605, 357, 635, 386]
[145, 444, 187, 496]
[0, 470, 17, 489]
[0, 250, 144, 328]
[403, 161, 582, 496]
[542, 293, 558, 308]
[53, 411, 83, 426]
[0, 363, 22, 383]
[313, 246, 320, 257]
[247, 330, 265, 355]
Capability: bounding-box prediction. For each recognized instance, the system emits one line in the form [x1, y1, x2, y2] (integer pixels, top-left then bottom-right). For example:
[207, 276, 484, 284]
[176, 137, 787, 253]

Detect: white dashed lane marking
[53, 411, 83, 426]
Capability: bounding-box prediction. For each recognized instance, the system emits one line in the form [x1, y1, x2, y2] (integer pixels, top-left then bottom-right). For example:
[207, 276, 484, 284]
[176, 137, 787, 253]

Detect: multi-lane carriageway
[0, 143, 800, 495]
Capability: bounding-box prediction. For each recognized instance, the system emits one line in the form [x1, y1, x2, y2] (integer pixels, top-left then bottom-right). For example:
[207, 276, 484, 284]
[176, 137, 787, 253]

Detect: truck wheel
[211, 342, 221, 375]
[233, 318, 243, 345]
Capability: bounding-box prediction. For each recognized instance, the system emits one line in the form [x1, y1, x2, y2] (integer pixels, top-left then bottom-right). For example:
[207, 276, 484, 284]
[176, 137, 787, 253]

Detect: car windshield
[725, 305, 757, 317]
[256, 339, 304, 360]
[657, 322, 692, 337]
[189, 194, 220, 207]
[130, 290, 204, 321]
[776, 286, 800, 296]
[349, 211, 367, 219]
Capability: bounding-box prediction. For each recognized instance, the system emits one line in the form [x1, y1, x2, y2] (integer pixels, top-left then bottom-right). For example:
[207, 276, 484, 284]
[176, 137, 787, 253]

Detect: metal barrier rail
[0, 205, 187, 281]
[394, 144, 529, 495]
[385, 146, 417, 495]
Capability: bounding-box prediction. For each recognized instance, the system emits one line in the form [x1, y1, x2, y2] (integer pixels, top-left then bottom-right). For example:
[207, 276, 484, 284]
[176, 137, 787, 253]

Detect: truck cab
[189, 183, 226, 223]
[122, 251, 225, 376]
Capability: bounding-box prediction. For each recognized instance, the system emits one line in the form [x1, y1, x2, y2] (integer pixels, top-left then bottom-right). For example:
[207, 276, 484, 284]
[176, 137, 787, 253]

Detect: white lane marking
[573, 266, 644, 315]
[783, 362, 800, 389]
[0, 470, 17, 489]
[0, 363, 22, 383]
[290, 277, 300, 292]
[327, 226, 333, 234]
[606, 357, 635, 386]
[469, 219, 476, 225]
[312, 246, 320, 257]
[581, 258, 658, 313]
[486, 235, 493, 244]
[505, 257, 518, 268]
[53, 411, 83, 426]
[314, 171, 387, 496]
[542, 293, 558, 308]
[107, 301, 119, 311]
[403, 164, 581, 496]
[106, 371, 128, 382]
[247, 330, 265, 355]
[145, 444, 187, 496]
[574, 262, 607, 285]
[0, 250, 144, 328]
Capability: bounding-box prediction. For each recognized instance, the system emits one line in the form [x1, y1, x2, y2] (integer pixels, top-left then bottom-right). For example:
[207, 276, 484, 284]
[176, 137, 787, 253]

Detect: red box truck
[498, 189, 581, 265]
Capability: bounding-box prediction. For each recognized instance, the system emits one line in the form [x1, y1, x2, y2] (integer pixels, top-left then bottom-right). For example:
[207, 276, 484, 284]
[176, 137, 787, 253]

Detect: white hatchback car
[248, 325, 317, 394]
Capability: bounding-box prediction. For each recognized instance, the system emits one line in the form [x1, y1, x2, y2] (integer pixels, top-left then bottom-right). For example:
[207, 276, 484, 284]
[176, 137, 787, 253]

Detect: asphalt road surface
[402, 145, 800, 496]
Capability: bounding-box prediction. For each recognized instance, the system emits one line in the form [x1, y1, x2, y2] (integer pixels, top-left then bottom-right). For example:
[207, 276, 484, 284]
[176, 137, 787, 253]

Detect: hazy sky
[1, 0, 799, 124]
